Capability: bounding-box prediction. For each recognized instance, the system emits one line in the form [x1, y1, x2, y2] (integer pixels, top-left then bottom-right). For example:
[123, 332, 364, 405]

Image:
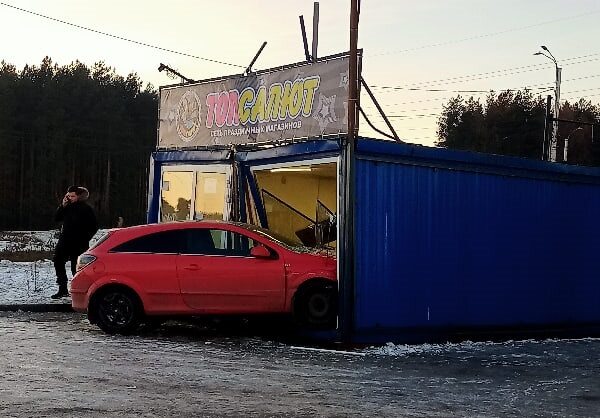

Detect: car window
[241, 224, 300, 249]
[110, 230, 184, 254]
[183, 228, 258, 257]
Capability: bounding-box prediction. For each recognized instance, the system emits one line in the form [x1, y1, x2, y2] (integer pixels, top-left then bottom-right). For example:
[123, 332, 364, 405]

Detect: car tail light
[76, 254, 97, 272]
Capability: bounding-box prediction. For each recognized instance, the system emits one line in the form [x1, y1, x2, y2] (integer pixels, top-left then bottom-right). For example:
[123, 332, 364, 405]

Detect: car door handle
[183, 264, 201, 271]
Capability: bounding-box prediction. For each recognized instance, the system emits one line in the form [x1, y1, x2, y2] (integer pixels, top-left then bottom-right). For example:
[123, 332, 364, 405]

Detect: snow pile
[367, 342, 448, 356]
[0, 259, 66, 304]
[367, 340, 511, 356]
[0, 230, 108, 304]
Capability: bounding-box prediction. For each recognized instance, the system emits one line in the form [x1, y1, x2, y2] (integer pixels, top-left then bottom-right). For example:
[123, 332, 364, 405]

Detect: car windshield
[88, 230, 113, 250]
[241, 224, 303, 250]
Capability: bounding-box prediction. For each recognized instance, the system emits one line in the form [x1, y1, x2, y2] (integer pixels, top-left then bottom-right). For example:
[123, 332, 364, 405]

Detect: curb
[0, 303, 73, 312]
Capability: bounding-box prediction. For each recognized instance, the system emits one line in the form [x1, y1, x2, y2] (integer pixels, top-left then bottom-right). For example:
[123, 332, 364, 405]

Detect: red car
[71, 221, 337, 334]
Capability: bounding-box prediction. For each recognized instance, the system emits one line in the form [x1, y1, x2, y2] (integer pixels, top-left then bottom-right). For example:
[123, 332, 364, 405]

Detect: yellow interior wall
[254, 172, 336, 219]
[195, 172, 227, 220]
[254, 167, 337, 247]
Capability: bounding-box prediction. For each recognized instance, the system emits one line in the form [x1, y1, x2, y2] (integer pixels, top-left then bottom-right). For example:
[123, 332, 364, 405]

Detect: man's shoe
[50, 289, 69, 299]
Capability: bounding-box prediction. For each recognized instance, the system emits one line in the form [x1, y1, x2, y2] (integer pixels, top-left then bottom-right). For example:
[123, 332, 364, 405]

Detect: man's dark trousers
[53, 240, 87, 288]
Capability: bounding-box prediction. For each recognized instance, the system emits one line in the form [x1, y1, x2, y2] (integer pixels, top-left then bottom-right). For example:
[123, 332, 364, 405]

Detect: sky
[0, 0, 599, 146]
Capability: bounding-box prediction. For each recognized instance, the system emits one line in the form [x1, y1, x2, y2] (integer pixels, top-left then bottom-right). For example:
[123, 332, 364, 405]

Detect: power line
[370, 84, 553, 93]
[360, 113, 440, 128]
[0, 2, 245, 69]
[370, 10, 600, 56]
[386, 113, 441, 120]
[562, 86, 600, 95]
[359, 94, 455, 107]
[364, 52, 600, 92]
[562, 74, 600, 84]
[370, 73, 600, 94]
[566, 92, 600, 99]
[395, 56, 600, 89]
[401, 63, 550, 89]
[371, 86, 491, 93]
[362, 104, 444, 114]
[362, 86, 600, 117]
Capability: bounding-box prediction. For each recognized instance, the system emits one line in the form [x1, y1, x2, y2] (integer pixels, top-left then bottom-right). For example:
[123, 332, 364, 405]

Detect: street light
[534, 46, 561, 162]
[157, 63, 195, 84]
[563, 126, 583, 163]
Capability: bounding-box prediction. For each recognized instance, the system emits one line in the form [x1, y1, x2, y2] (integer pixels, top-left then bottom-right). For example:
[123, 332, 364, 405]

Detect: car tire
[294, 282, 337, 328]
[92, 288, 141, 335]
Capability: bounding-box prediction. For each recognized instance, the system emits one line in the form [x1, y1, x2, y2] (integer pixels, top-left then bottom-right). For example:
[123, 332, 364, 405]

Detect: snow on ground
[0, 259, 66, 304]
[0, 230, 58, 253]
[0, 230, 107, 304]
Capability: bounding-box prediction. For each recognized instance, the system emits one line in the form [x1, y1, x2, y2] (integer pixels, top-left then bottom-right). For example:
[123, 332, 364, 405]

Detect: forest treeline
[436, 90, 600, 165]
[0, 57, 157, 230]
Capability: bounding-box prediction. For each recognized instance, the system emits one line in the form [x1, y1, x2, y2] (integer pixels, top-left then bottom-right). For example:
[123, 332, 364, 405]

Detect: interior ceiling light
[270, 166, 312, 173]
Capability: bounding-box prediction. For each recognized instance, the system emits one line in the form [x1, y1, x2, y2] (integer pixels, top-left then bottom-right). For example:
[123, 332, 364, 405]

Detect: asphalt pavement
[1, 311, 600, 417]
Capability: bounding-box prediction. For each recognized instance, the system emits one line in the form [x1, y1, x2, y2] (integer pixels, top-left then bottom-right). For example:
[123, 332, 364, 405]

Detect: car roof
[114, 220, 248, 234]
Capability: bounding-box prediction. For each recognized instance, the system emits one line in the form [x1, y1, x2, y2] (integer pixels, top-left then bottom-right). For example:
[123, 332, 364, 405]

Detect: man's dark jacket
[55, 201, 98, 251]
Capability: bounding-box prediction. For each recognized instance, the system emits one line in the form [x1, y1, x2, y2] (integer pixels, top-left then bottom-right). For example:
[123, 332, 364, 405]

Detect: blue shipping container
[352, 139, 600, 343]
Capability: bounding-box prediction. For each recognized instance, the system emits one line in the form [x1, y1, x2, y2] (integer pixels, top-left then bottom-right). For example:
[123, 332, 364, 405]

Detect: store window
[251, 161, 338, 248]
[160, 166, 231, 223]
[194, 172, 227, 221]
[161, 171, 193, 222]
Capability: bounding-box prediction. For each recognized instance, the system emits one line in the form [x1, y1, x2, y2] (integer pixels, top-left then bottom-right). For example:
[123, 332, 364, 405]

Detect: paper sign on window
[204, 178, 217, 194]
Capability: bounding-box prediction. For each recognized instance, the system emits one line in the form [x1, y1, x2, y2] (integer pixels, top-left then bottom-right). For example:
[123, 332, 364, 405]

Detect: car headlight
[76, 254, 97, 272]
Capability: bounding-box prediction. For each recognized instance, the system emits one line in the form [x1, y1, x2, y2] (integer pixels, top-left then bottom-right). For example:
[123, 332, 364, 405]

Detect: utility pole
[339, 0, 359, 342]
[551, 65, 562, 161]
[542, 95, 552, 160]
[348, 1, 359, 140]
[534, 46, 561, 162]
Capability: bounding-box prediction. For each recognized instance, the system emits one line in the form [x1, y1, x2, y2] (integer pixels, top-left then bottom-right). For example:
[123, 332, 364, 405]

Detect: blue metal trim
[147, 156, 163, 223]
[242, 166, 268, 228]
[235, 139, 341, 164]
[356, 138, 600, 183]
[349, 324, 600, 345]
[153, 149, 231, 163]
[237, 163, 247, 223]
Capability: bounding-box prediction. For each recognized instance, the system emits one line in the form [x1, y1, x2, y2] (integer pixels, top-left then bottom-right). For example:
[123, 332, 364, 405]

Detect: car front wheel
[92, 288, 141, 335]
[294, 283, 337, 328]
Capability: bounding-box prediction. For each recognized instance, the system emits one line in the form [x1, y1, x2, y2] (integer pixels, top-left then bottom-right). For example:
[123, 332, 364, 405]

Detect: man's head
[66, 186, 90, 203]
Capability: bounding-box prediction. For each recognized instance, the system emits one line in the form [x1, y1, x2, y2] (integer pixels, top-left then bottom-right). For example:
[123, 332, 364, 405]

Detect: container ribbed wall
[354, 140, 600, 340]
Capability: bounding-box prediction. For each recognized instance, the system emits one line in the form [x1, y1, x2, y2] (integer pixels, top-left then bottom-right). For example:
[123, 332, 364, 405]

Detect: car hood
[285, 247, 337, 270]
[288, 245, 336, 258]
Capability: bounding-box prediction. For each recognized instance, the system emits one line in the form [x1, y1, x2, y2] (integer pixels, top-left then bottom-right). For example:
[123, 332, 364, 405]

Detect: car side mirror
[250, 245, 271, 258]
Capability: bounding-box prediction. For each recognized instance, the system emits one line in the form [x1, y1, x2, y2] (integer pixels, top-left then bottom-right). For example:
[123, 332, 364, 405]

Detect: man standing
[52, 186, 98, 299]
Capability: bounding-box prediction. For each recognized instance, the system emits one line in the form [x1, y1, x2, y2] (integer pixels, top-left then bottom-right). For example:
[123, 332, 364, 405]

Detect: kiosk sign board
[158, 55, 350, 148]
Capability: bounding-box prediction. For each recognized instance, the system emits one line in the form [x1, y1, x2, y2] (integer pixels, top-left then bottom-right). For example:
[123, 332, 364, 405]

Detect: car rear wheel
[92, 289, 141, 335]
[294, 282, 337, 328]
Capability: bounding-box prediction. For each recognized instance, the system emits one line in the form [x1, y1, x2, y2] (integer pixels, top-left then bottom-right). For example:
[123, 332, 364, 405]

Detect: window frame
[180, 228, 260, 258]
[109, 230, 185, 254]
[159, 164, 232, 223]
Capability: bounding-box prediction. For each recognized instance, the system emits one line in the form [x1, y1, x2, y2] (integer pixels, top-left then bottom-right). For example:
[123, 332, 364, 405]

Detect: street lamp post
[564, 126, 583, 163]
[534, 46, 561, 162]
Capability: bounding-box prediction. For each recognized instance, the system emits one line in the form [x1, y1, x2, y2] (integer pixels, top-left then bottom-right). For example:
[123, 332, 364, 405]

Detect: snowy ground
[0, 230, 57, 253]
[0, 230, 106, 304]
[0, 259, 63, 304]
[1, 312, 600, 417]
